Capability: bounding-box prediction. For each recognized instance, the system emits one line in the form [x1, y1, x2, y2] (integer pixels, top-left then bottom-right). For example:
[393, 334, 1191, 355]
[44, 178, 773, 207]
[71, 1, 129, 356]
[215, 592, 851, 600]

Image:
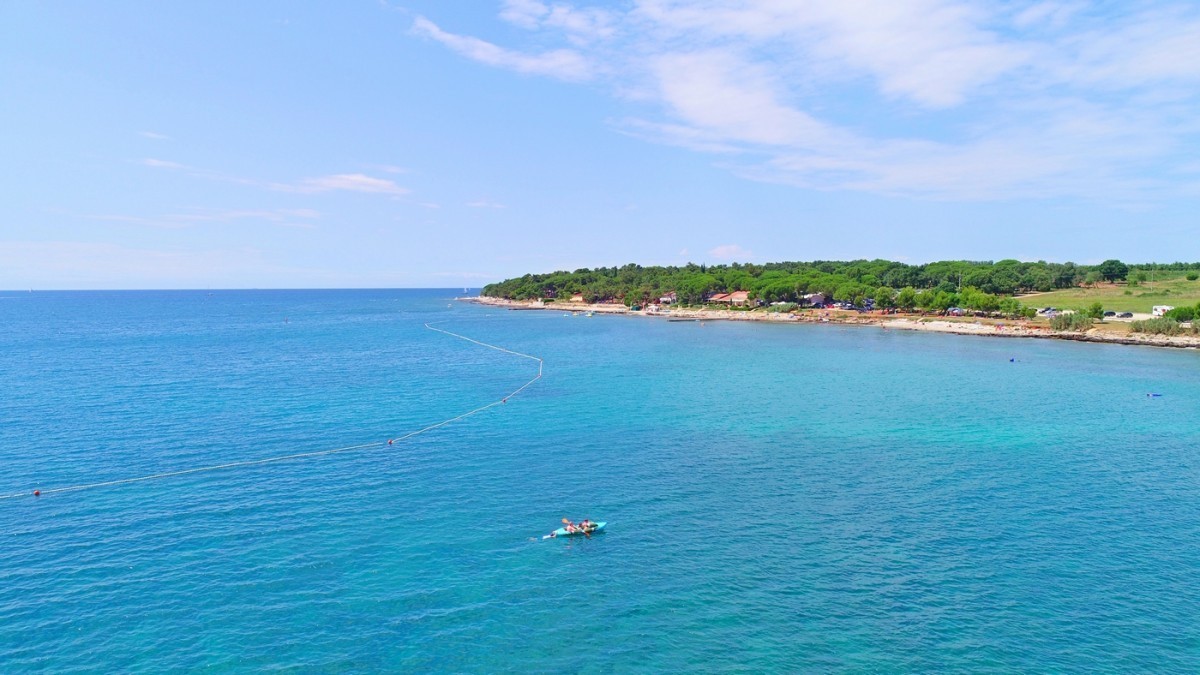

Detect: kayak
[544, 521, 606, 539]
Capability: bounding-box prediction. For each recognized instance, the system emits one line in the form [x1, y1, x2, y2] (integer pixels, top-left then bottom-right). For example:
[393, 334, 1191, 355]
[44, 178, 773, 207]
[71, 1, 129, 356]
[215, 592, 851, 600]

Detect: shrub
[1131, 318, 1182, 335]
[1051, 313, 1093, 332]
[1187, 273, 1199, 281]
[1164, 306, 1196, 322]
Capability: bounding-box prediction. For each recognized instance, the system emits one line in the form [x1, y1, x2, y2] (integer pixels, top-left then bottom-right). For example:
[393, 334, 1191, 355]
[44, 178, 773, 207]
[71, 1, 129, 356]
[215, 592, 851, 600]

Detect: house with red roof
[709, 290, 749, 306]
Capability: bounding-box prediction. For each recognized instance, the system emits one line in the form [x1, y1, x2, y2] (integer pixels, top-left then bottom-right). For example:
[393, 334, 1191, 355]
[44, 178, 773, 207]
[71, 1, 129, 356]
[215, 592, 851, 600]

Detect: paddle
[563, 517, 590, 538]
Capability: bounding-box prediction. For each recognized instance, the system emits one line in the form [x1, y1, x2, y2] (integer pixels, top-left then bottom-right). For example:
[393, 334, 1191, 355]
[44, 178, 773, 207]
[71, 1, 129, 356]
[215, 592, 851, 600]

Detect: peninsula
[475, 259, 1200, 350]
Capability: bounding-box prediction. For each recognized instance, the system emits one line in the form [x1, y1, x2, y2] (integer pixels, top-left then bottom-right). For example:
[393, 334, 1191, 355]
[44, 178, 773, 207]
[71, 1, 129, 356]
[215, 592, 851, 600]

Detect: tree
[1084, 271, 1102, 286]
[895, 286, 917, 312]
[1085, 302, 1104, 319]
[873, 286, 895, 308]
[1097, 259, 1129, 282]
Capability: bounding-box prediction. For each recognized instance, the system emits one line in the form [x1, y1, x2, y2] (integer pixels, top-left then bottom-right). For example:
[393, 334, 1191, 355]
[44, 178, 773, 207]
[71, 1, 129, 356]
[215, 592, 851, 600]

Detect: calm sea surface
[2, 289, 1199, 671]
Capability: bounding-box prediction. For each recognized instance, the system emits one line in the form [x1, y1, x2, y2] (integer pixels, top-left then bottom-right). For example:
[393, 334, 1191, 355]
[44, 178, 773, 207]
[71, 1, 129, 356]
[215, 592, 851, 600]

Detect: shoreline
[461, 296, 1200, 351]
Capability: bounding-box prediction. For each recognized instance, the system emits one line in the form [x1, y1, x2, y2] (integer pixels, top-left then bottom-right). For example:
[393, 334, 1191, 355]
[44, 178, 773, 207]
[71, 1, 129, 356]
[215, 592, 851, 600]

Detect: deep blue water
[2, 289, 1199, 671]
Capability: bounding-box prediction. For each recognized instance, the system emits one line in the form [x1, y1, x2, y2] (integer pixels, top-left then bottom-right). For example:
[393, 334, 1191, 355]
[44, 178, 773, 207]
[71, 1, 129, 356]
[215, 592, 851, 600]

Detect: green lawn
[1019, 277, 1200, 314]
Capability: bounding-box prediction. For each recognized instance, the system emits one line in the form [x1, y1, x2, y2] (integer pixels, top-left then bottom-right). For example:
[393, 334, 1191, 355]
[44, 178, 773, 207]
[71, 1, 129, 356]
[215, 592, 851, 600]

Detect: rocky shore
[463, 296, 1200, 350]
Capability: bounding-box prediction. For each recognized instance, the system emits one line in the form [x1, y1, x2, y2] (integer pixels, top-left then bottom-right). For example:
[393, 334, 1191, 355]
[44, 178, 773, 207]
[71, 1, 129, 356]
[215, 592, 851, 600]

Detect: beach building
[710, 291, 750, 306]
[569, 292, 585, 303]
[801, 292, 826, 307]
[659, 292, 677, 305]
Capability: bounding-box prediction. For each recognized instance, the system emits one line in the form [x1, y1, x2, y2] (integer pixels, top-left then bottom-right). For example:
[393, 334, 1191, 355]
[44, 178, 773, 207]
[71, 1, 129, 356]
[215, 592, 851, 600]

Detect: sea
[2, 289, 1198, 671]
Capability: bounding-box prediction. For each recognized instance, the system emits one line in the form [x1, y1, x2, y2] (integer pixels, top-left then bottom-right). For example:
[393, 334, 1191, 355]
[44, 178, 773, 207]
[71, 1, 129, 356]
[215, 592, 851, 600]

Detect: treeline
[482, 258, 1139, 307]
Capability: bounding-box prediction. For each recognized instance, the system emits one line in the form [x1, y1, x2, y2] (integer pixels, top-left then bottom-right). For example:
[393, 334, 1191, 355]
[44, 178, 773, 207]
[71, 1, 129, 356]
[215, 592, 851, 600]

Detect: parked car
[1117, 312, 1133, 318]
[1103, 311, 1116, 317]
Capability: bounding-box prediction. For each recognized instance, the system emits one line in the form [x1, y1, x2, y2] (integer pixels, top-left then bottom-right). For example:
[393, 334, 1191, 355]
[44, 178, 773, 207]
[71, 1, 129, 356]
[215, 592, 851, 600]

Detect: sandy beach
[464, 296, 1200, 350]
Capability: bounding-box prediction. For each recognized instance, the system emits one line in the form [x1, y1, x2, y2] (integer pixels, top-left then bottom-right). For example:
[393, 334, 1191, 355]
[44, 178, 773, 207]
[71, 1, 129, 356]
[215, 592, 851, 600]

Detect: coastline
[462, 296, 1200, 350]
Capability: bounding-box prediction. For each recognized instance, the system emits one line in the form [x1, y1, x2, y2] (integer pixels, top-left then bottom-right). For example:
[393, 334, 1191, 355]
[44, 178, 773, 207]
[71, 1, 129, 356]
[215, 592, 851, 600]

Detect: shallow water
[2, 290, 1199, 670]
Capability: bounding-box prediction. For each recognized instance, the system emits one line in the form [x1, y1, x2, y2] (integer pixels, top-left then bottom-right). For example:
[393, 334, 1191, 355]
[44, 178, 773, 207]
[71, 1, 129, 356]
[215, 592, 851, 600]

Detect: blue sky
[3, 1, 1199, 289]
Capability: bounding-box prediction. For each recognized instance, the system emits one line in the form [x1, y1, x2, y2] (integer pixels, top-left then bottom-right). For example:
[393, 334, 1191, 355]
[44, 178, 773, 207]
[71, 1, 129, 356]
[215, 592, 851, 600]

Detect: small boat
[544, 521, 606, 539]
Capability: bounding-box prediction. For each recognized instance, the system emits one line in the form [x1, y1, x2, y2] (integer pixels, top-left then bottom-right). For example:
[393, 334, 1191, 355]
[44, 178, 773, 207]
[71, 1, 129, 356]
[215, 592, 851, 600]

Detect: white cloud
[1048, 8, 1200, 88]
[278, 173, 409, 196]
[708, 244, 752, 260]
[141, 158, 188, 169]
[139, 131, 170, 140]
[501, 0, 616, 42]
[638, 0, 1027, 108]
[652, 51, 847, 148]
[409, 1, 1200, 201]
[412, 16, 592, 81]
[140, 159, 411, 197]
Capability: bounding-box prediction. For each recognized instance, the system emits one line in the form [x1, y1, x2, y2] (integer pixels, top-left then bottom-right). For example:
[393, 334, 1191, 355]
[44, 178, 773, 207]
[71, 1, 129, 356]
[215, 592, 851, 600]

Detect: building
[710, 291, 750, 306]
[801, 292, 826, 307]
[569, 292, 585, 303]
[659, 291, 677, 305]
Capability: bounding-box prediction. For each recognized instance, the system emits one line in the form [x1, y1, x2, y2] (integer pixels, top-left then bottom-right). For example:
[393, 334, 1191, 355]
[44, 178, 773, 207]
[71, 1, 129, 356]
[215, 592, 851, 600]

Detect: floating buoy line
[0, 321, 542, 501]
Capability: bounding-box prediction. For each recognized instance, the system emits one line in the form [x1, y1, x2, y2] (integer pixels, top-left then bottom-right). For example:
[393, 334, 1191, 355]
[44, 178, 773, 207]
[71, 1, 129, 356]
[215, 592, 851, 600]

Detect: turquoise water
[2, 290, 1199, 671]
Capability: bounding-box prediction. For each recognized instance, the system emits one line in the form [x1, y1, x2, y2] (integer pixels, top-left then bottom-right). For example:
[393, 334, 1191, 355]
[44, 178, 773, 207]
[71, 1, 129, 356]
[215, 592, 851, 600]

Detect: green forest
[482, 259, 1200, 316]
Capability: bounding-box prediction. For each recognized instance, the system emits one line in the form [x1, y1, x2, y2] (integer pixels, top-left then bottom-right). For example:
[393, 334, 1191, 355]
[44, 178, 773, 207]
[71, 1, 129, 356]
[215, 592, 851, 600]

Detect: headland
[463, 296, 1200, 350]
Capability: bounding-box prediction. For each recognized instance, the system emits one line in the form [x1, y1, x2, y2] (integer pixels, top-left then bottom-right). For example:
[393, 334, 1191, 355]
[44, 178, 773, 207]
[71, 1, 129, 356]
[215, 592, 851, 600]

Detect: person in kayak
[579, 519, 593, 532]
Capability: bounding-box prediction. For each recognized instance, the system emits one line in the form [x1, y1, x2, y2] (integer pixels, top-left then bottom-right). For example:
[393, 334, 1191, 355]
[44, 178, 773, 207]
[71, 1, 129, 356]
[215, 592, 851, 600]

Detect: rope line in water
[0, 321, 542, 501]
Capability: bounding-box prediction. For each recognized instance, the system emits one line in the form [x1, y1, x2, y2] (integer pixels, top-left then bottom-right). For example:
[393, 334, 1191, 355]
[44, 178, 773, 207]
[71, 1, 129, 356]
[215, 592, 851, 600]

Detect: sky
[2, 1, 1199, 289]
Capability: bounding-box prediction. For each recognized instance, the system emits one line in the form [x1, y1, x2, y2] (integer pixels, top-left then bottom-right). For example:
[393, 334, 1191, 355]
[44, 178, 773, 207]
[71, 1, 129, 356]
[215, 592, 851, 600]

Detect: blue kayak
[544, 522, 606, 539]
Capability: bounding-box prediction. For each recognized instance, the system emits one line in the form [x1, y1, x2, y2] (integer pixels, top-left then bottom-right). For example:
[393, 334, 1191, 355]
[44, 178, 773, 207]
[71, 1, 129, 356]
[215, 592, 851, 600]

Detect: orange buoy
[387, 439, 394, 445]
[33, 490, 40, 496]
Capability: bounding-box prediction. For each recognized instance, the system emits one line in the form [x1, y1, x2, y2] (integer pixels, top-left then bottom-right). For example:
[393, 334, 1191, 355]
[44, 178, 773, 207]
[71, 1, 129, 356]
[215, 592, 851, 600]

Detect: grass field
[1018, 274, 1200, 314]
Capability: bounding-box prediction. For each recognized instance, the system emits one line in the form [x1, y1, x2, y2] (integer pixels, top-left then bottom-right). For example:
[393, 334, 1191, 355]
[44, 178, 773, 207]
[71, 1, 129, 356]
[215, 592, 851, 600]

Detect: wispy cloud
[500, 0, 616, 43]
[140, 159, 410, 197]
[140, 158, 259, 186]
[412, 16, 592, 81]
[141, 158, 188, 169]
[139, 131, 170, 140]
[279, 173, 410, 196]
[410, 1, 1200, 201]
